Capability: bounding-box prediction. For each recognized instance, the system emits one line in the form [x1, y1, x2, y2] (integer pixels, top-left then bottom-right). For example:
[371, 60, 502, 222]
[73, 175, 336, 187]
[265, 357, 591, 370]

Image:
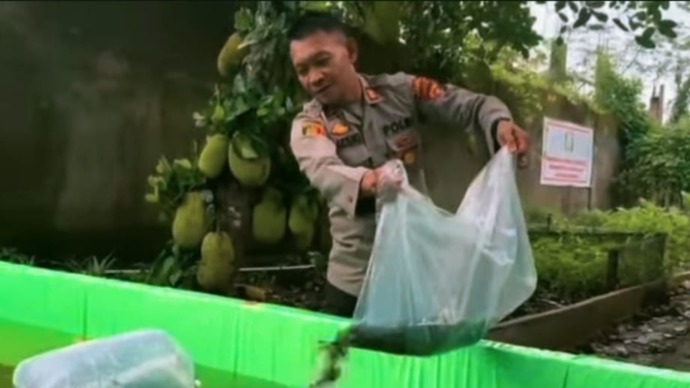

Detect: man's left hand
[497, 120, 529, 168]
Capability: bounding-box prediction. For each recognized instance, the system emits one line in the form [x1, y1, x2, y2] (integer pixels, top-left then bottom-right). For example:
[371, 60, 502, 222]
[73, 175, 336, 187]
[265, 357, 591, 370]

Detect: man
[287, 11, 529, 318]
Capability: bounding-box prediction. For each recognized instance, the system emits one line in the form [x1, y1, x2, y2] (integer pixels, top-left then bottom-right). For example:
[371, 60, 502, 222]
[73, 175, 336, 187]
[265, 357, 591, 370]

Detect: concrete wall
[422, 93, 620, 216]
[0, 1, 237, 260]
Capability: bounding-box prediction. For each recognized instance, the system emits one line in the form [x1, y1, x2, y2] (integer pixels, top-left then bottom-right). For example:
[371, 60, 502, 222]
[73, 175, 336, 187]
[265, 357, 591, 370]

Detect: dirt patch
[235, 268, 584, 322]
[234, 267, 327, 312]
[577, 282, 690, 371]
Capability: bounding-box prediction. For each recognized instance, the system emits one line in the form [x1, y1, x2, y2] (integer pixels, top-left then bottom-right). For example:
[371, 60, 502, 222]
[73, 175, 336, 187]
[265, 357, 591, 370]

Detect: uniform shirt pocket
[335, 132, 372, 167]
[385, 129, 421, 167]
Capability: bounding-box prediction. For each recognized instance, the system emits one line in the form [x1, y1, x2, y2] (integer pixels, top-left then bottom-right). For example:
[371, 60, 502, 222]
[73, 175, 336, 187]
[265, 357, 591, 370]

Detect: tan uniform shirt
[289, 72, 513, 297]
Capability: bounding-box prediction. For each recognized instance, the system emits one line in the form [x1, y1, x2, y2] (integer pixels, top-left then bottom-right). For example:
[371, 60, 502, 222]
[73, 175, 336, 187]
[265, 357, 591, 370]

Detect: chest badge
[402, 150, 417, 166]
[364, 87, 382, 103]
[395, 133, 416, 149]
[412, 76, 446, 101]
[302, 121, 326, 137]
[331, 122, 349, 136]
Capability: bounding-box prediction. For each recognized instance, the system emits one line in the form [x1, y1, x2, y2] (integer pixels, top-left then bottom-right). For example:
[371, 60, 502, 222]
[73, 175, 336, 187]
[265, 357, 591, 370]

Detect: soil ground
[577, 282, 690, 372]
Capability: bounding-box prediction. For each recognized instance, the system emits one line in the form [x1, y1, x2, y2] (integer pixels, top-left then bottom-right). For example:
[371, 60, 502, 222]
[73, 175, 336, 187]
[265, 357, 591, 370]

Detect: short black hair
[287, 10, 352, 41]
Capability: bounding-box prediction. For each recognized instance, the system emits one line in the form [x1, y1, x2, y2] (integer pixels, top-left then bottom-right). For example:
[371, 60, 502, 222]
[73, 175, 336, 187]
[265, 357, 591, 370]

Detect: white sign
[539, 117, 594, 188]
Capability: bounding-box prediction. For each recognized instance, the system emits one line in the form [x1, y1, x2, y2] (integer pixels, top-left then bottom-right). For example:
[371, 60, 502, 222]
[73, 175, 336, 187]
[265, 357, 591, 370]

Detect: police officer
[288, 12, 530, 318]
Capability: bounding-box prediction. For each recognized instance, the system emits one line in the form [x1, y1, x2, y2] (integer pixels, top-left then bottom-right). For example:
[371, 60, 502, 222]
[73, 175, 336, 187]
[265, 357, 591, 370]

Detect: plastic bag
[13, 329, 197, 388]
[350, 146, 538, 356]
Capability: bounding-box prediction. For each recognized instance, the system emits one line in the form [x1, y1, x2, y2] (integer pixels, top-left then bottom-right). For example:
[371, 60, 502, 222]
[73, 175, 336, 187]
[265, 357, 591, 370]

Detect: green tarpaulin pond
[0, 261, 689, 388]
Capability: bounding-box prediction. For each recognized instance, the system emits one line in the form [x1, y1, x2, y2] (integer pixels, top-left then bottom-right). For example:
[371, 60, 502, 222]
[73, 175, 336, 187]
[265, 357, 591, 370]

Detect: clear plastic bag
[13, 329, 197, 388]
[351, 146, 538, 356]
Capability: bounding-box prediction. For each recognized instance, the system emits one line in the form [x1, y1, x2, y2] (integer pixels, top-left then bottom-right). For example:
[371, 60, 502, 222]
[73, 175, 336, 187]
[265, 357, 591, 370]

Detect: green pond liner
[1, 261, 690, 388]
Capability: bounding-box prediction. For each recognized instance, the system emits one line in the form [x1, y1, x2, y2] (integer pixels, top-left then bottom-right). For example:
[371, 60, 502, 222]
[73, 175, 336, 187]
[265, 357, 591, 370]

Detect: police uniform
[289, 72, 513, 317]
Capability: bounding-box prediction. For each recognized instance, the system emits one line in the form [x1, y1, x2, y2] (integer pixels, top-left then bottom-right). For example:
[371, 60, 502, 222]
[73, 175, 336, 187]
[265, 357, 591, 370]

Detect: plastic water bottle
[13, 329, 198, 388]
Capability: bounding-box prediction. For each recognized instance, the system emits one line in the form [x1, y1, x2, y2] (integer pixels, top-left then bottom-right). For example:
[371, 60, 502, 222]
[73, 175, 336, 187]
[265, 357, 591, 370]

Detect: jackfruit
[217, 32, 249, 78]
[196, 231, 235, 293]
[198, 133, 229, 179]
[171, 191, 209, 248]
[211, 103, 226, 125]
[362, 2, 403, 45]
[228, 132, 271, 187]
[252, 187, 286, 245]
[288, 195, 319, 251]
[173, 158, 193, 170]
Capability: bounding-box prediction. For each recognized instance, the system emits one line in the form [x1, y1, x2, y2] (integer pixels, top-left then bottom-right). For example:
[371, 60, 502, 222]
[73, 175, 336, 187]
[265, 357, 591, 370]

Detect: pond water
[0, 364, 284, 388]
[0, 318, 287, 388]
[0, 365, 11, 388]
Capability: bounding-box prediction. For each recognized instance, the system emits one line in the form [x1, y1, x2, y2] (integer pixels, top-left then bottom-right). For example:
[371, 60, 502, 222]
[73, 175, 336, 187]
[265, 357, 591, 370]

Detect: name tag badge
[336, 132, 364, 148]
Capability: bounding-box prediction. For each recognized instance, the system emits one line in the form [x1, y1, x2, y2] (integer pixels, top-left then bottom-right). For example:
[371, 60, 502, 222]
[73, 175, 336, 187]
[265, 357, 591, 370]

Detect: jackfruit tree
[143, 0, 680, 295]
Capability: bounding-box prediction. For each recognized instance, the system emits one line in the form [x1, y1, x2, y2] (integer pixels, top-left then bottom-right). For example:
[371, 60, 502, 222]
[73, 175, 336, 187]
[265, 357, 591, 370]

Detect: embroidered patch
[395, 133, 416, 149]
[402, 149, 417, 165]
[336, 132, 364, 148]
[302, 121, 326, 137]
[412, 76, 445, 100]
[331, 122, 349, 136]
[364, 87, 382, 103]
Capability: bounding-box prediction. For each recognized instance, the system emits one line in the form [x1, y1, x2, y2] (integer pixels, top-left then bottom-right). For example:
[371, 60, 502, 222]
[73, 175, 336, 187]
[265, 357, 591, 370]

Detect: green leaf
[635, 35, 655, 49]
[567, 1, 579, 13]
[642, 26, 655, 40]
[613, 18, 629, 32]
[585, 1, 605, 8]
[234, 8, 253, 32]
[592, 11, 608, 23]
[556, 1, 567, 12]
[558, 12, 568, 23]
[573, 8, 591, 29]
[658, 19, 678, 37]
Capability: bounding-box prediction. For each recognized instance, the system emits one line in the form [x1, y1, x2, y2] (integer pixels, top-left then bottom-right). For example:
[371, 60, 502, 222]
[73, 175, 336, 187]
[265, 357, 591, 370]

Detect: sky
[528, 1, 690, 120]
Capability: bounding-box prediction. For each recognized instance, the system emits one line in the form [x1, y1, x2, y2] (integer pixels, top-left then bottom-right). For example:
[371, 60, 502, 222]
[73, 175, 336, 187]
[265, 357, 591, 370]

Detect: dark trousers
[323, 281, 358, 318]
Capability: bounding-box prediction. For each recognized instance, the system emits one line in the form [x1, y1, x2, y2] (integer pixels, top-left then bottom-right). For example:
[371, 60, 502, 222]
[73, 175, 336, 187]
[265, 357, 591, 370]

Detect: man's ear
[345, 37, 359, 64]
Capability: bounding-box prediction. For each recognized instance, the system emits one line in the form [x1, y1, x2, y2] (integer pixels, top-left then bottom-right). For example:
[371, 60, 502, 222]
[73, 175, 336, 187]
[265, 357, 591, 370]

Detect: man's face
[290, 30, 358, 106]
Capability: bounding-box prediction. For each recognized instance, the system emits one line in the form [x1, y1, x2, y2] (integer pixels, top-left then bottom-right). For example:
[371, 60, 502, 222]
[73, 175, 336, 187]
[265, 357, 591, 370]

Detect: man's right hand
[360, 166, 403, 199]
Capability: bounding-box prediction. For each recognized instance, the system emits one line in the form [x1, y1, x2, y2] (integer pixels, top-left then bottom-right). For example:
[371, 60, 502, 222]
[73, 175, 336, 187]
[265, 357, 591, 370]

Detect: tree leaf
[558, 12, 568, 23]
[642, 26, 655, 40]
[234, 8, 254, 32]
[567, 1, 579, 13]
[635, 35, 656, 49]
[658, 19, 678, 37]
[556, 1, 567, 12]
[613, 18, 629, 32]
[585, 1, 606, 8]
[593, 11, 608, 23]
[573, 8, 591, 29]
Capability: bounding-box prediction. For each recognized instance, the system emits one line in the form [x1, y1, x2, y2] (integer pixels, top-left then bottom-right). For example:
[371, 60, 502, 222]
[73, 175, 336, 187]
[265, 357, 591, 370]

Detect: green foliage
[590, 49, 680, 206]
[530, 234, 612, 300]
[461, 46, 597, 128]
[192, 3, 314, 198]
[590, 201, 690, 273]
[399, 1, 541, 79]
[144, 155, 207, 222]
[528, 201, 690, 302]
[0, 248, 34, 266]
[537, 0, 679, 48]
[618, 121, 690, 207]
[670, 76, 690, 124]
[593, 49, 652, 147]
[596, 46, 690, 207]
